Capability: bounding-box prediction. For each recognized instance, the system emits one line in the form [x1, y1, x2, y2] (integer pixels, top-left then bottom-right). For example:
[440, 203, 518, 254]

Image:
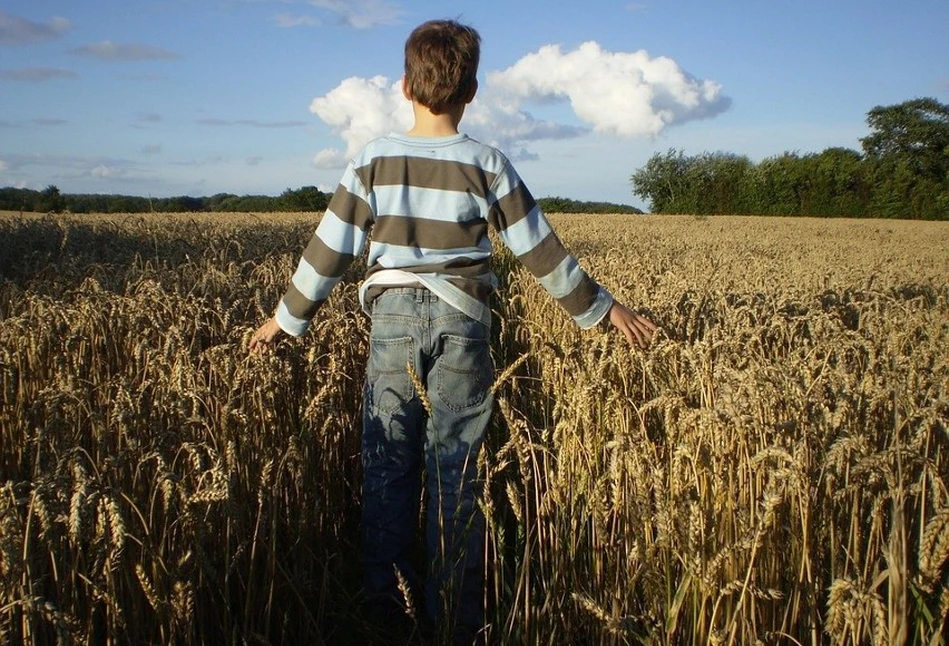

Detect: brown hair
[404, 19, 480, 114]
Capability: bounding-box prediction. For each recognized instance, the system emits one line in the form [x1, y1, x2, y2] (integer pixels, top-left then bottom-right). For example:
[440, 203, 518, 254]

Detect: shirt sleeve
[486, 160, 613, 329]
[275, 162, 374, 336]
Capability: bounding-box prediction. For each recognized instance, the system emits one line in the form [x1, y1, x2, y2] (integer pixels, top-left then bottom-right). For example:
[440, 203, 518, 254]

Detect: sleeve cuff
[574, 287, 613, 329]
[275, 300, 310, 337]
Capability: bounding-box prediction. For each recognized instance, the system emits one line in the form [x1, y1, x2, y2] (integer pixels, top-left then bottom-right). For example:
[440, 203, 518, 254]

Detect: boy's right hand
[249, 317, 283, 354]
[607, 301, 657, 349]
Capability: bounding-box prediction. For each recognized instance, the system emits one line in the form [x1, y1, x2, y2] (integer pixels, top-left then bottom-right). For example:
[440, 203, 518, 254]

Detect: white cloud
[71, 41, 179, 62]
[463, 96, 587, 156]
[309, 75, 412, 162]
[91, 165, 125, 179]
[307, 41, 729, 168]
[1, 153, 143, 181]
[308, 75, 586, 167]
[0, 158, 8, 173]
[488, 41, 730, 138]
[313, 149, 348, 169]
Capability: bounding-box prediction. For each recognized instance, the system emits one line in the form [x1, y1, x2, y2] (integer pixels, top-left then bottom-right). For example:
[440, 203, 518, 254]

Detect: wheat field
[0, 212, 946, 646]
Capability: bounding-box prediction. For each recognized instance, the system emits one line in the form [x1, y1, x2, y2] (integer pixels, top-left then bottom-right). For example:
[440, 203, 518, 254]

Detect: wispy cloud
[252, 0, 400, 30]
[171, 156, 228, 167]
[308, 41, 730, 168]
[309, 0, 402, 28]
[272, 13, 321, 27]
[116, 72, 170, 81]
[0, 67, 77, 82]
[90, 164, 128, 179]
[1, 152, 143, 182]
[71, 41, 179, 62]
[141, 144, 162, 155]
[137, 112, 162, 123]
[196, 117, 308, 128]
[0, 10, 71, 46]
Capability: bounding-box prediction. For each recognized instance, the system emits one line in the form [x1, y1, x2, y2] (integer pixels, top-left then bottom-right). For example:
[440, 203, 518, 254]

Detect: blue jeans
[361, 287, 492, 639]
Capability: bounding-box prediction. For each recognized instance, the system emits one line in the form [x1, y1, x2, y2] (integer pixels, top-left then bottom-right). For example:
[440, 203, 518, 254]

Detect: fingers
[611, 307, 657, 349]
[248, 334, 268, 353]
[626, 316, 653, 349]
[633, 314, 657, 348]
[248, 325, 275, 354]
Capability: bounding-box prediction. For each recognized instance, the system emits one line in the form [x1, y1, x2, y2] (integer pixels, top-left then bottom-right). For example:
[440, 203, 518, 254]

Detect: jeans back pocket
[436, 334, 492, 412]
[367, 336, 415, 414]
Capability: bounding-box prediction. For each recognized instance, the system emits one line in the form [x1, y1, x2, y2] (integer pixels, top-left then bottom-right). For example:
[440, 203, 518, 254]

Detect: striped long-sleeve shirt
[275, 133, 613, 336]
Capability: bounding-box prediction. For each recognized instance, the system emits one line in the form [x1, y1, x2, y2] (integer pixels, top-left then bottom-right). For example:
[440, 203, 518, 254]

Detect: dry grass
[0, 212, 946, 645]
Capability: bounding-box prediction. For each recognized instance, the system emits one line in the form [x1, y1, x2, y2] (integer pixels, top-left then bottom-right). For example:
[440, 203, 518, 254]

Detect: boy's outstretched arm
[247, 159, 372, 356]
[607, 301, 657, 349]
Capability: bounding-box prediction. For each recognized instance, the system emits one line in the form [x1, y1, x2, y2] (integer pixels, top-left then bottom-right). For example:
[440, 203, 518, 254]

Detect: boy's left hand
[249, 317, 283, 354]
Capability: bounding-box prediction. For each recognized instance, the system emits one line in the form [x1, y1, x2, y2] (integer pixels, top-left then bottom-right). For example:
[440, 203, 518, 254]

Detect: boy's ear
[401, 75, 412, 101]
[465, 78, 478, 103]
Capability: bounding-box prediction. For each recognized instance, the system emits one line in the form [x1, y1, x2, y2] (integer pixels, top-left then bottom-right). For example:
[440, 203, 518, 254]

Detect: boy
[249, 19, 656, 644]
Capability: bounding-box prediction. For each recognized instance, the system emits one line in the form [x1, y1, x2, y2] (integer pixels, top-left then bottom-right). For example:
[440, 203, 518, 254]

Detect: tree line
[631, 97, 949, 220]
[0, 184, 641, 217]
[0, 185, 333, 215]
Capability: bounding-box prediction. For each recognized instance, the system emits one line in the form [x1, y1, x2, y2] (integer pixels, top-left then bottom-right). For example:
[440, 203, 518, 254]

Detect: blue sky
[1, 0, 947, 209]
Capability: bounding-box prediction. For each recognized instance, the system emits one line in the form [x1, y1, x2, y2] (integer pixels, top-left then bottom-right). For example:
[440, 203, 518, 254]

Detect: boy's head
[403, 19, 480, 115]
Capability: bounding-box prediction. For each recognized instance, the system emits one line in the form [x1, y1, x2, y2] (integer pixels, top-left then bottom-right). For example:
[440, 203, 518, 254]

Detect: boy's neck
[405, 101, 465, 137]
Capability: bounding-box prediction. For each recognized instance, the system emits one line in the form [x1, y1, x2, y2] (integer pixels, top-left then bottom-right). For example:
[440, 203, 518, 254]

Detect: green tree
[804, 148, 867, 217]
[37, 185, 66, 213]
[630, 149, 695, 213]
[279, 186, 329, 212]
[861, 98, 949, 219]
[754, 153, 809, 216]
[860, 97, 949, 178]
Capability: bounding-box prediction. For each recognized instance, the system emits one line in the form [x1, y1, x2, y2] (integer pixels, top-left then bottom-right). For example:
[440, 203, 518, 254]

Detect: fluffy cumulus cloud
[308, 41, 729, 168]
[308, 76, 587, 167]
[488, 41, 730, 138]
[309, 75, 412, 167]
[0, 10, 71, 46]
